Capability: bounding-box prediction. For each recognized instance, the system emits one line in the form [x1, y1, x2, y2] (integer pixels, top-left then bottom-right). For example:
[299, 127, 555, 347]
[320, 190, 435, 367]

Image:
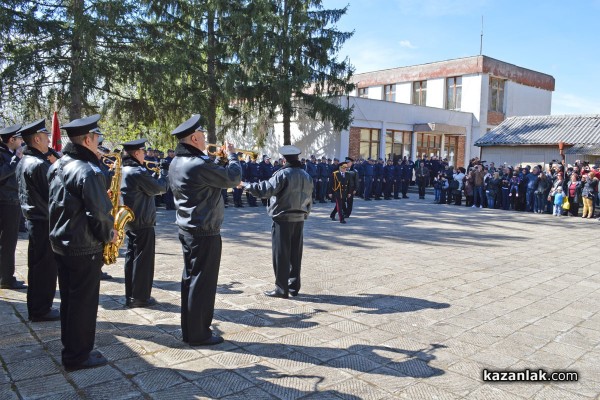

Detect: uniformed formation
[0, 113, 313, 372]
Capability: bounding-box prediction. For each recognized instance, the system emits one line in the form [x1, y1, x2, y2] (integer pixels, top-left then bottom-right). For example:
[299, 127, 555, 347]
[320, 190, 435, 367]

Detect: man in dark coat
[169, 115, 241, 345]
[0, 124, 26, 290]
[258, 155, 274, 205]
[121, 139, 168, 308]
[416, 162, 430, 199]
[242, 145, 313, 298]
[48, 114, 116, 371]
[344, 157, 359, 217]
[16, 119, 60, 321]
[328, 161, 352, 223]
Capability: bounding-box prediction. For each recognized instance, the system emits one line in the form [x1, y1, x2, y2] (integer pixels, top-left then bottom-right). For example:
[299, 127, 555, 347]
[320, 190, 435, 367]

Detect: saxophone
[102, 152, 135, 265]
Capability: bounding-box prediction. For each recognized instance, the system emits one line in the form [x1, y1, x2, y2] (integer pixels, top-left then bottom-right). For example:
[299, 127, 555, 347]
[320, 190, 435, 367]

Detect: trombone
[206, 143, 258, 160]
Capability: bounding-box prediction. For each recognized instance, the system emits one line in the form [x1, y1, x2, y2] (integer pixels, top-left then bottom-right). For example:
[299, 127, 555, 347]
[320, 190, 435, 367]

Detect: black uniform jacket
[244, 161, 313, 222]
[0, 142, 20, 205]
[168, 143, 241, 236]
[47, 143, 114, 256]
[328, 170, 352, 198]
[16, 146, 54, 221]
[121, 156, 168, 231]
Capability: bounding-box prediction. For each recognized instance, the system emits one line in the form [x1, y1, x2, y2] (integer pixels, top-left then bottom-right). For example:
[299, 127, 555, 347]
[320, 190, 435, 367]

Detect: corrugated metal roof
[564, 143, 600, 155]
[475, 115, 600, 147]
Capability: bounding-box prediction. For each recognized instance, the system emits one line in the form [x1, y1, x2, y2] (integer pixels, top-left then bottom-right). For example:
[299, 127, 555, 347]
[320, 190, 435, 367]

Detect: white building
[234, 55, 555, 167]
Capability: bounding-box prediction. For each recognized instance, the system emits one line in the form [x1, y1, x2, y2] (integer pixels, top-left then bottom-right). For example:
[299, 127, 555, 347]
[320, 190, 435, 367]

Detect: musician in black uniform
[328, 161, 352, 224]
[0, 124, 26, 290]
[120, 139, 168, 308]
[16, 119, 60, 321]
[169, 115, 242, 346]
[48, 114, 116, 371]
[242, 145, 313, 298]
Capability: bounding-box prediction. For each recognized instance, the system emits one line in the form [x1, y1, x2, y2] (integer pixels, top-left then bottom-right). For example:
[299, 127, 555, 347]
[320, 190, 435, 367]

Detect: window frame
[446, 76, 462, 110]
[412, 80, 427, 106]
[359, 128, 380, 159]
[358, 87, 368, 98]
[488, 76, 505, 113]
[384, 84, 396, 102]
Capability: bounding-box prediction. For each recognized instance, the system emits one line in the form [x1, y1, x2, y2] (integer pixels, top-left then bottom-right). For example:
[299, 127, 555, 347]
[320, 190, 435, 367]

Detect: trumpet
[142, 160, 161, 174]
[206, 143, 258, 160]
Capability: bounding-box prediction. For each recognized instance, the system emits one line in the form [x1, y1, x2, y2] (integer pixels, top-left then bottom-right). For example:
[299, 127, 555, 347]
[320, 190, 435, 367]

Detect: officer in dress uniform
[169, 115, 241, 345]
[305, 155, 318, 200]
[258, 155, 274, 206]
[48, 114, 116, 371]
[245, 155, 260, 206]
[16, 119, 60, 321]
[233, 152, 245, 207]
[0, 124, 27, 290]
[344, 157, 359, 217]
[120, 139, 168, 308]
[363, 158, 374, 200]
[392, 159, 402, 199]
[383, 159, 395, 200]
[317, 156, 329, 203]
[328, 161, 352, 223]
[242, 145, 313, 298]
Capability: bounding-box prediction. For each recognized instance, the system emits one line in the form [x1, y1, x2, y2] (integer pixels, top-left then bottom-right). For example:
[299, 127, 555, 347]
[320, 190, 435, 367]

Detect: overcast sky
[328, 0, 600, 115]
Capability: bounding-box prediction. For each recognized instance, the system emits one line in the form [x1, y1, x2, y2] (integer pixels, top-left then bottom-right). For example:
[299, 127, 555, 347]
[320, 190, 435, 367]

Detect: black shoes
[126, 297, 157, 308]
[30, 308, 60, 322]
[64, 350, 107, 372]
[289, 289, 299, 297]
[340, 220, 347, 224]
[188, 334, 224, 346]
[330, 216, 336, 221]
[264, 289, 289, 299]
[0, 280, 27, 290]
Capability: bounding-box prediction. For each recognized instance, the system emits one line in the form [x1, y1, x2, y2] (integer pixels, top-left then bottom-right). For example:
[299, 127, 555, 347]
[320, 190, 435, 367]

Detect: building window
[446, 76, 462, 110]
[417, 133, 441, 158]
[358, 87, 368, 98]
[359, 128, 380, 159]
[385, 130, 412, 161]
[412, 81, 427, 105]
[384, 84, 396, 102]
[489, 77, 505, 113]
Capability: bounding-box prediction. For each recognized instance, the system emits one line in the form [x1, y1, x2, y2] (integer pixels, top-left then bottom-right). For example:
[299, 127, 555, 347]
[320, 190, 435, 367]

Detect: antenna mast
[480, 16, 484, 55]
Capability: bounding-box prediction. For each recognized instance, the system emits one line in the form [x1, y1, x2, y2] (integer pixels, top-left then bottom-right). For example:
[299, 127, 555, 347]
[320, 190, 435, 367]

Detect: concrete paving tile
[0, 384, 20, 400]
[5, 356, 60, 381]
[81, 378, 141, 399]
[13, 374, 73, 400]
[149, 382, 209, 399]
[132, 368, 186, 393]
[465, 385, 528, 400]
[192, 370, 253, 398]
[532, 386, 595, 400]
[67, 365, 123, 388]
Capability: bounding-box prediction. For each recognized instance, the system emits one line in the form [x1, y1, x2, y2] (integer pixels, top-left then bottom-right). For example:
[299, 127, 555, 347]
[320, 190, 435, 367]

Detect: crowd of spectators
[432, 157, 600, 219]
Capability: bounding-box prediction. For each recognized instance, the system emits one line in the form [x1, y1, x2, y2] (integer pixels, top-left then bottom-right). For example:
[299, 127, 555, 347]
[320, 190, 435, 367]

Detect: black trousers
[345, 194, 354, 217]
[272, 220, 304, 294]
[26, 219, 57, 318]
[0, 203, 21, 286]
[55, 252, 102, 367]
[232, 187, 243, 206]
[179, 233, 221, 343]
[124, 227, 155, 301]
[330, 196, 347, 222]
[401, 180, 409, 197]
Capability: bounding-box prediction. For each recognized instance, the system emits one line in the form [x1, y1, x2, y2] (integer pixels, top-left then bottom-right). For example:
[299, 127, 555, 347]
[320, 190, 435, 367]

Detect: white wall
[505, 82, 552, 117]
[368, 85, 383, 100]
[426, 78, 445, 109]
[396, 82, 412, 104]
[481, 145, 561, 168]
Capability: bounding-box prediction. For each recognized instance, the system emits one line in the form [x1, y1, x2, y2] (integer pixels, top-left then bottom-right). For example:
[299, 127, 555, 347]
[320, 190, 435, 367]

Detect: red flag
[51, 111, 61, 151]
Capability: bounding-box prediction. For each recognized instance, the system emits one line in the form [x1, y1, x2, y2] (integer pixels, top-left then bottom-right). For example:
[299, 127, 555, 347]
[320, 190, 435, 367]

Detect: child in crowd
[553, 187, 565, 216]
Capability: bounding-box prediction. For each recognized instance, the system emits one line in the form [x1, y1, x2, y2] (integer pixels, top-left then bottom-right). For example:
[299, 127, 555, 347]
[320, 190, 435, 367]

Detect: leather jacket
[121, 156, 168, 231]
[48, 143, 114, 256]
[0, 142, 20, 205]
[169, 143, 241, 236]
[16, 146, 54, 220]
[244, 161, 313, 222]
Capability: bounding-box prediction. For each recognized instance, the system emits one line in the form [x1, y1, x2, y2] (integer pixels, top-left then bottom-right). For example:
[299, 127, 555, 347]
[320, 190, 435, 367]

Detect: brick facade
[487, 111, 505, 126]
[349, 126, 361, 160]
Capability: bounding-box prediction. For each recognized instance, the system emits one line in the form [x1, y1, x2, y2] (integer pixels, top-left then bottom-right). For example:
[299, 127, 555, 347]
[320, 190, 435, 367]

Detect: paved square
[1, 198, 599, 399]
